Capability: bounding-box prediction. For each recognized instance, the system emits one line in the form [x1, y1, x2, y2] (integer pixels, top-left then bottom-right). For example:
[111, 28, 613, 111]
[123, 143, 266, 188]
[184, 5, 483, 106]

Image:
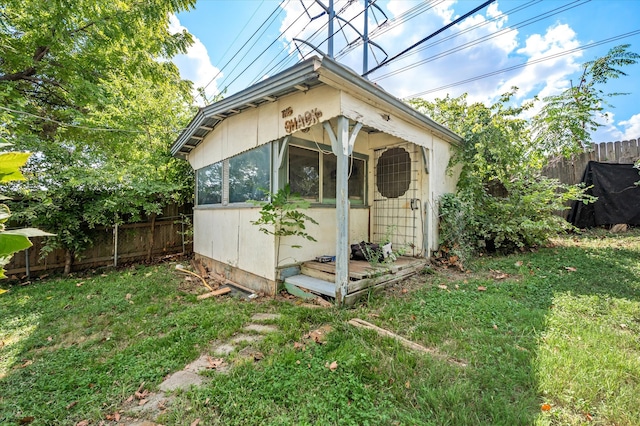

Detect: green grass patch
[1, 229, 639, 425]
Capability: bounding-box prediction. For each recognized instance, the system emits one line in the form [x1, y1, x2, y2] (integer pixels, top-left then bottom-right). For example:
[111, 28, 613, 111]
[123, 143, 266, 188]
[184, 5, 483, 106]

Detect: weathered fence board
[543, 139, 639, 185]
[5, 213, 193, 278]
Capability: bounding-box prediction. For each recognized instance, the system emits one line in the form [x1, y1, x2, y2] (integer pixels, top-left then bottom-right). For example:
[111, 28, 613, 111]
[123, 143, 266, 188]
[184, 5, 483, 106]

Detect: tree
[410, 91, 590, 262]
[532, 44, 640, 157]
[1, 1, 198, 273]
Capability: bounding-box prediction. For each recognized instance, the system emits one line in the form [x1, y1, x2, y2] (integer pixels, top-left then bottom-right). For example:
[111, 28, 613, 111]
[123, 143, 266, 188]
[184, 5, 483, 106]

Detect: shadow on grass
[0, 265, 258, 425]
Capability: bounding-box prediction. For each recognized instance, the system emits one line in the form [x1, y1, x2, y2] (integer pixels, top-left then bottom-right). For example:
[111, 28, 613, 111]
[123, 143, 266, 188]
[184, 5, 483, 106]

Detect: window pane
[229, 144, 271, 203]
[289, 146, 319, 201]
[323, 154, 365, 204]
[197, 162, 222, 205]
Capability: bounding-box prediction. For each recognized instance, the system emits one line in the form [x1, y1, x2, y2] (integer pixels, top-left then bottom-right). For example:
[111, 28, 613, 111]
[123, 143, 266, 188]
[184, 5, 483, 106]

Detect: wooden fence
[5, 210, 193, 279]
[543, 139, 640, 185]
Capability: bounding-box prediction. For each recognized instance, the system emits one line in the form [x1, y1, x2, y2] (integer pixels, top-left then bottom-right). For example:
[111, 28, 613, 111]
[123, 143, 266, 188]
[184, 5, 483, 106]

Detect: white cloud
[168, 14, 221, 105]
[619, 113, 640, 140]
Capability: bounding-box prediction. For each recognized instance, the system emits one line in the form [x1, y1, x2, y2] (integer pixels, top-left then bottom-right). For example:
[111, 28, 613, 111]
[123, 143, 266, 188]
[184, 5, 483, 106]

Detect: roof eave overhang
[316, 58, 464, 145]
[171, 56, 463, 157]
[170, 57, 323, 157]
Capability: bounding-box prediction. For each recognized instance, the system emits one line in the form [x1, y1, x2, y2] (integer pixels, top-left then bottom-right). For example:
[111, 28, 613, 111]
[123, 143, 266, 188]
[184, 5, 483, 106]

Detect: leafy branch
[251, 185, 318, 267]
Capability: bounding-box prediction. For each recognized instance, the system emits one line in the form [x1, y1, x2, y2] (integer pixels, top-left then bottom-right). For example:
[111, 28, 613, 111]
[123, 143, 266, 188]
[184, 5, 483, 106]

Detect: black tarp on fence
[568, 161, 640, 228]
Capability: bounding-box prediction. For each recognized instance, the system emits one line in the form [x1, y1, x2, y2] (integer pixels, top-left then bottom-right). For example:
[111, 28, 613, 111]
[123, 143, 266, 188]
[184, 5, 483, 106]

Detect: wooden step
[284, 274, 335, 298]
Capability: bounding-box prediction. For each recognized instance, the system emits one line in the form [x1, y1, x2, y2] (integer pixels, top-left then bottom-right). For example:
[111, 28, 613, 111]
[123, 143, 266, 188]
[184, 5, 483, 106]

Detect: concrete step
[284, 274, 335, 298]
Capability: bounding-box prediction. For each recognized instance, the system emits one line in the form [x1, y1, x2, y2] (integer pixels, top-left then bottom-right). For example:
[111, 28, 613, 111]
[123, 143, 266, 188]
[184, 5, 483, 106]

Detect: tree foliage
[251, 185, 318, 267]
[532, 44, 640, 157]
[0, 0, 198, 272]
[410, 91, 591, 262]
[0, 147, 53, 281]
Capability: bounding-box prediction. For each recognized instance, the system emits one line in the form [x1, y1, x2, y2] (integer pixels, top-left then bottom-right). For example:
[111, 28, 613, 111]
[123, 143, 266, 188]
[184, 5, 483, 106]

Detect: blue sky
[172, 0, 640, 143]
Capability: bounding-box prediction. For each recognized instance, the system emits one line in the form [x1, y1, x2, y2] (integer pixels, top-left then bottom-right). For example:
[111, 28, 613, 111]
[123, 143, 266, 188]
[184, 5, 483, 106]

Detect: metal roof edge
[170, 57, 323, 157]
[171, 109, 205, 156]
[171, 55, 463, 157]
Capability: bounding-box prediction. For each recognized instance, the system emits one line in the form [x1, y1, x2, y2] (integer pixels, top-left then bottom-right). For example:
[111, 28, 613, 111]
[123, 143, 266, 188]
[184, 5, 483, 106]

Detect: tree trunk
[64, 249, 73, 275]
[146, 212, 156, 262]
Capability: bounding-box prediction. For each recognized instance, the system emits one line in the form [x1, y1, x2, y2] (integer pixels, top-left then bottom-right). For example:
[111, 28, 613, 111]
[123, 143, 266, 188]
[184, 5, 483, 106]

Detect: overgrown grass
[1, 230, 639, 425]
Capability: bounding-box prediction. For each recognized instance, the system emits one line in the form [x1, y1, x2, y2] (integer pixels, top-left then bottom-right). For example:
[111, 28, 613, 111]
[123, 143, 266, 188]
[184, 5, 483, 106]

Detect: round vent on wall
[375, 147, 411, 199]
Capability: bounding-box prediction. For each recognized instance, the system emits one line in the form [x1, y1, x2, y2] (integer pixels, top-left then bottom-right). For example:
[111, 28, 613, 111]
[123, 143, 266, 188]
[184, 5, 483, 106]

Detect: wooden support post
[113, 222, 119, 267]
[324, 117, 362, 306]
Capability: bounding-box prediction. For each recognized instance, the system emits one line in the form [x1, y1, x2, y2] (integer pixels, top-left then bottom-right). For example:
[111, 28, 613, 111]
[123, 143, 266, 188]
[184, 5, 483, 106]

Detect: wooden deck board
[284, 257, 427, 303]
[303, 257, 425, 280]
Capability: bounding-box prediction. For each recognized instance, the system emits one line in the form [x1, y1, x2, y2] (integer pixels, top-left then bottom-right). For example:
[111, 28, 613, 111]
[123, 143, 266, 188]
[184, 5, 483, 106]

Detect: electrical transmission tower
[293, 0, 389, 76]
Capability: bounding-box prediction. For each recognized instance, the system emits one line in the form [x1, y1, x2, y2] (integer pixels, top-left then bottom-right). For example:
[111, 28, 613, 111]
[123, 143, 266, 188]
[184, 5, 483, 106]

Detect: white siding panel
[194, 208, 276, 281]
[278, 208, 370, 264]
[236, 208, 277, 280]
[224, 107, 259, 159]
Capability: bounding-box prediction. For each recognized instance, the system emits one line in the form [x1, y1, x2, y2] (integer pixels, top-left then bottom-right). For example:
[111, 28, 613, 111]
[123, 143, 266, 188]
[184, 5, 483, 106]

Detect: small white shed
[171, 56, 462, 304]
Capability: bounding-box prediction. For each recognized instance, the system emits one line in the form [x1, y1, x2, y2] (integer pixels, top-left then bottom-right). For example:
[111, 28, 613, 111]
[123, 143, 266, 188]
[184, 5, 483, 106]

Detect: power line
[404, 29, 640, 99]
[0, 106, 144, 133]
[336, 0, 446, 59]
[209, 0, 267, 69]
[372, 0, 589, 82]
[363, 0, 496, 76]
[201, 0, 287, 93]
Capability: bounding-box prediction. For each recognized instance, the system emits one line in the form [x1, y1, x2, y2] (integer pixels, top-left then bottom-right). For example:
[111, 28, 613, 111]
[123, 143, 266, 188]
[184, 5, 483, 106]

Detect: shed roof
[171, 56, 462, 158]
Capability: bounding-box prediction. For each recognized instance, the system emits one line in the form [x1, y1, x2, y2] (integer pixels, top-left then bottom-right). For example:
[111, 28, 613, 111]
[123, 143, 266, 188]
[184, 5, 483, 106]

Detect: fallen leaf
[541, 403, 551, 411]
[564, 266, 577, 272]
[66, 401, 78, 410]
[47, 336, 53, 342]
[296, 360, 301, 365]
[138, 399, 148, 406]
[437, 284, 448, 290]
[477, 286, 487, 291]
[18, 417, 34, 425]
[253, 352, 264, 362]
[492, 324, 498, 330]
[494, 273, 508, 280]
[76, 421, 89, 426]
[329, 361, 338, 371]
[293, 341, 305, 351]
[76, 282, 84, 287]
[125, 395, 134, 403]
[401, 288, 408, 294]
[207, 356, 226, 369]
[585, 413, 593, 421]
[114, 413, 120, 422]
[454, 284, 460, 289]
[125, 293, 132, 300]
[20, 360, 33, 368]
[135, 389, 149, 400]
[405, 381, 411, 389]
[191, 419, 201, 426]
[304, 325, 332, 344]
[449, 255, 459, 263]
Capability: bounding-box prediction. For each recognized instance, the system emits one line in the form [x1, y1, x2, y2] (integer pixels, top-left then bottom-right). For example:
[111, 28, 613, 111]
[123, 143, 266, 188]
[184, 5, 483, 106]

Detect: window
[196, 144, 271, 206]
[323, 154, 365, 204]
[289, 146, 319, 201]
[288, 143, 366, 205]
[229, 144, 270, 203]
[197, 161, 222, 205]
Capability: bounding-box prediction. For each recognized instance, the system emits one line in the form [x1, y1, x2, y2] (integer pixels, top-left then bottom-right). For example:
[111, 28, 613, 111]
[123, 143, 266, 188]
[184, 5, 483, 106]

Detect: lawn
[1, 230, 639, 425]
